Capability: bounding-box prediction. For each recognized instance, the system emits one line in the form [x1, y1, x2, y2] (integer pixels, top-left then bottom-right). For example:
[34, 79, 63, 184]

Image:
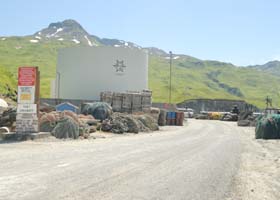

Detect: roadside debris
[0, 107, 16, 130]
[237, 111, 258, 127]
[1, 89, 186, 141]
[194, 109, 258, 126]
[221, 113, 238, 121]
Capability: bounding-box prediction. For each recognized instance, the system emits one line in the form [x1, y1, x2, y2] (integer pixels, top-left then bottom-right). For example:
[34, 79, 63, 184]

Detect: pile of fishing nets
[39, 111, 98, 139]
[39, 111, 79, 139]
[52, 117, 79, 139]
[255, 114, 280, 139]
[101, 113, 158, 134]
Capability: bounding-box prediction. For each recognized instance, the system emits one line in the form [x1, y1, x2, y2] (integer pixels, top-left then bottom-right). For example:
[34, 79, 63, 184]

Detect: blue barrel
[171, 112, 176, 119]
[166, 112, 173, 119]
[167, 112, 175, 119]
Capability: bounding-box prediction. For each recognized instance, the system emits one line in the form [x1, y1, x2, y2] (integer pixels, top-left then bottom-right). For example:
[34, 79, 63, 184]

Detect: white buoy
[0, 99, 8, 108]
[0, 127, 10, 133]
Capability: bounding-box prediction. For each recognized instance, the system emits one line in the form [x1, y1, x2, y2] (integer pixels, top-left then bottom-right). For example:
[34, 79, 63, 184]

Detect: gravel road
[0, 120, 242, 200]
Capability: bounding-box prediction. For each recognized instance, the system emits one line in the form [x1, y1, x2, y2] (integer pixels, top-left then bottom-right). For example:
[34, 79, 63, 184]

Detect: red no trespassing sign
[18, 67, 36, 86]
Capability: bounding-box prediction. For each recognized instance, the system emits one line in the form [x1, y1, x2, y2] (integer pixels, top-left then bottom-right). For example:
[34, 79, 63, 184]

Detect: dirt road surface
[0, 119, 278, 200]
[229, 125, 280, 200]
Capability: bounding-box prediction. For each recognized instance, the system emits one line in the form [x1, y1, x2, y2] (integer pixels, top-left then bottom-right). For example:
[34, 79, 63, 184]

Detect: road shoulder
[229, 126, 280, 200]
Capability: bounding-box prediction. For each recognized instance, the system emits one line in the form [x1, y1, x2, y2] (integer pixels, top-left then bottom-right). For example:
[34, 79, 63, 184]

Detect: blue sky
[1, 0, 280, 66]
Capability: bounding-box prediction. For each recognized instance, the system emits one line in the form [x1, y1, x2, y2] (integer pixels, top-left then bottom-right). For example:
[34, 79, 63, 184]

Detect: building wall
[56, 47, 148, 100]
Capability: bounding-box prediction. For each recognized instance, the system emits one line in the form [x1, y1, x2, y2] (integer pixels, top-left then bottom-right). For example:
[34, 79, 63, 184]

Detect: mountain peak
[37, 19, 89, 37]
[250, 60, 280, 68]
[48, 19, 84, 31]
[33, 19, 99, 46]
[248, 60, 280, 76]
[265, 60, 280, 65]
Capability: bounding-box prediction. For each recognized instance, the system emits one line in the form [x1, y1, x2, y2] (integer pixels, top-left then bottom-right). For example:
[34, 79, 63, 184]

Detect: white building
[53, 46, 148, 100]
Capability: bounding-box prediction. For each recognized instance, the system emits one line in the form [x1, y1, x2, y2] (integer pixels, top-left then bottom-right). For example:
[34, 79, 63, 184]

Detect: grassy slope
[1, 37, 279, 108]
[0, 65, 16, 95]
[149, 56, 280, 108]
[0, 37, 76, 95]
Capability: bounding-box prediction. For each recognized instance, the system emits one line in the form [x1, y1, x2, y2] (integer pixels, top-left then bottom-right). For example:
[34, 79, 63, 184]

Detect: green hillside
[0, 65, 17, 99]
[1, 20, 280, 109]
[149, 56, 280, 108]
[0, 37, 75, 94]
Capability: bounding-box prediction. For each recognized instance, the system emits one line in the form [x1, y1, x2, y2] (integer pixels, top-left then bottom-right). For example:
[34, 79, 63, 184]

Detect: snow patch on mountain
[84, 35, 93, 46]
[51, 28, 63, 37]
[58, 38, 64, 41]
[30, 39, 39, 43]
[35, 36, 41, 40]
[165, 56, 180, 60]
[72, 39, 80, 44]
[133, 44, 142, 49]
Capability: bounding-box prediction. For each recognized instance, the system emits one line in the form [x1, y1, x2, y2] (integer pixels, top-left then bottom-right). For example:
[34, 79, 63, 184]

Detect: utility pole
[169, 51, 173, 106]
[56, 72, 61, 99]
[265, 96, 272, 108]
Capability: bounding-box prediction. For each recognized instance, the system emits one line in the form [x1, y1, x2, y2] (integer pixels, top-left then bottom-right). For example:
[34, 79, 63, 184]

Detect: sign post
[16, 67, 40, 134]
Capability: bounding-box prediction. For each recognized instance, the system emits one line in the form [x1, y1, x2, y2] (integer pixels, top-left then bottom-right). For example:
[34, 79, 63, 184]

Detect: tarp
[82, 102, 112, 121]
[255, 114, 280, 139]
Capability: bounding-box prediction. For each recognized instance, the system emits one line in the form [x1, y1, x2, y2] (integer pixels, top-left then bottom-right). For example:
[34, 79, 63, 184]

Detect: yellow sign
[18, 86, 35, 104]
[20, 94, 31, 101]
